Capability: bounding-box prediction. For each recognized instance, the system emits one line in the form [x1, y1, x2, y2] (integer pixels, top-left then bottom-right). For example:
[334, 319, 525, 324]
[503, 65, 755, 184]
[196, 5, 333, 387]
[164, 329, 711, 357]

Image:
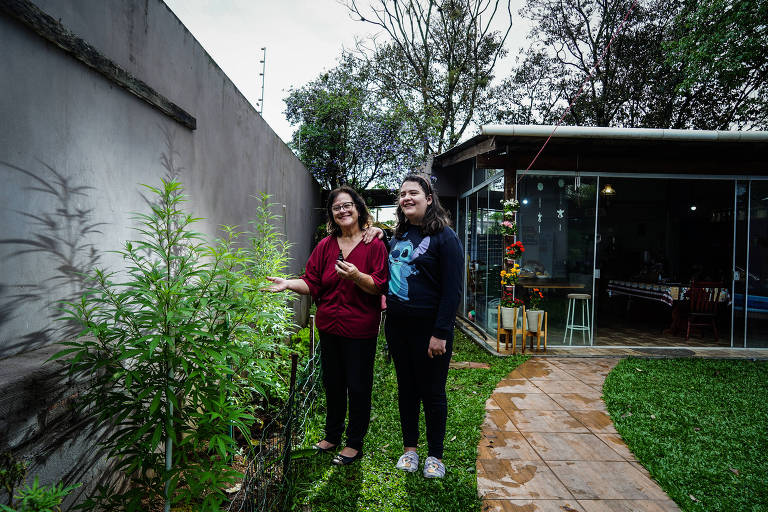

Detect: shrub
[54, 180, 294, 511]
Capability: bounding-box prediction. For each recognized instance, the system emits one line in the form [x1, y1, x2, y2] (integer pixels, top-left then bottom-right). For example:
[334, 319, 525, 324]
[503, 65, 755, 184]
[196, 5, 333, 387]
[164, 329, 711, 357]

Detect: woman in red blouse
[265, 186, 388, 465]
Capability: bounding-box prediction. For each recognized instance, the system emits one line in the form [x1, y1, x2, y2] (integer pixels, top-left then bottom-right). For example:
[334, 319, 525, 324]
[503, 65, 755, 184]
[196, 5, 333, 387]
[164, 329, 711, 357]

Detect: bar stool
[564, 293, 592, 345]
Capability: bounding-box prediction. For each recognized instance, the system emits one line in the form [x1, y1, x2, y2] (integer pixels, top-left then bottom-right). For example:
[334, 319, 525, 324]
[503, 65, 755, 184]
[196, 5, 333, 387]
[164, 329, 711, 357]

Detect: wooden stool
[496, 305, 523, 354]
[522, 311, 547, 352]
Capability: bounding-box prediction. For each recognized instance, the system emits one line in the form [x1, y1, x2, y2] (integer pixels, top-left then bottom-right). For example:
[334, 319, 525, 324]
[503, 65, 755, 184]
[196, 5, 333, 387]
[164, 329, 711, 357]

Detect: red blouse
[301, 236, 389, 339]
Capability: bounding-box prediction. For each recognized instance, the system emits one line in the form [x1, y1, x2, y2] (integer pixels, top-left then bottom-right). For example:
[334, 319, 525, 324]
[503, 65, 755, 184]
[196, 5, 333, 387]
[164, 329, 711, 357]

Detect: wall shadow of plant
[0, 126, 191, 505]
[0, 159, 104, 355]
[0, 159, 112, 506]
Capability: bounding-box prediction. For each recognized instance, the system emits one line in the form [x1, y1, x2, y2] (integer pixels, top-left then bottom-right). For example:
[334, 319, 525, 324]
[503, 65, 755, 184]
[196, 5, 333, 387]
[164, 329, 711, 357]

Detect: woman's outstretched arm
[264, 276, 310, 295]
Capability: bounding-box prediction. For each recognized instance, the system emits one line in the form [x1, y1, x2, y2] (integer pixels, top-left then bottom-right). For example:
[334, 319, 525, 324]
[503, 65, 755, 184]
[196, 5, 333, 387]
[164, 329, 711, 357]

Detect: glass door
[516, 175, 597, 345]
[745, 180, 768, 347]
[594, 177, 734, 346]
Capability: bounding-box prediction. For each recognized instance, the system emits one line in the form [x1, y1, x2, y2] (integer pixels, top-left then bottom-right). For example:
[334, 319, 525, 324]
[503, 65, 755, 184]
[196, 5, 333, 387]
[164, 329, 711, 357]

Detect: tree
[495, 0, 684, 127]
[666, 0, 768, 129]
[485, 0, 768, 130]
[478, 48, 568, 125]
[346, 0, 513, 155]
[284, 55, 420, 190]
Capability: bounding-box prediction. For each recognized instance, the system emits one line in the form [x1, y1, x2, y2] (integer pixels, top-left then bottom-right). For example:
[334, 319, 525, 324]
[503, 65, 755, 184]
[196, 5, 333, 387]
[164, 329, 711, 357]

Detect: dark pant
[385, 312, 453, 459]
[319, 331, 377, 451]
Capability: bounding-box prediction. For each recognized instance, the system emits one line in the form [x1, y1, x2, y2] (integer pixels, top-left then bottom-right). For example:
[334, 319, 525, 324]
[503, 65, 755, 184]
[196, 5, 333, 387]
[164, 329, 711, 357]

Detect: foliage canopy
[483, 0, 768, 130]
[346, 0, 514, 154]
[284, 54, 421, 191]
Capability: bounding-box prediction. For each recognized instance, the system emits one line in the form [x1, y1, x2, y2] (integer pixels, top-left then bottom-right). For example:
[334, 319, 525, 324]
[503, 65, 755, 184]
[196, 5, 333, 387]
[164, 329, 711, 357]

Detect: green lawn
[285, 329, 527, 511]
[603, 357, 768, 512]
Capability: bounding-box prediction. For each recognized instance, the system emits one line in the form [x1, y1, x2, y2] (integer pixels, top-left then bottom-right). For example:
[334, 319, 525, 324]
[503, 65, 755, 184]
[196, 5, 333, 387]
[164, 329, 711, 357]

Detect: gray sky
[163, 0, 528, 144]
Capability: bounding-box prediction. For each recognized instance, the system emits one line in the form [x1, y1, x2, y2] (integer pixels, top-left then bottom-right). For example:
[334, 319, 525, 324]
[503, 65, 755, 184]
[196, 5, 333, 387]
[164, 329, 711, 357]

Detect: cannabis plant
[54, 180, 293, 511]
[0, 477, 80, 512]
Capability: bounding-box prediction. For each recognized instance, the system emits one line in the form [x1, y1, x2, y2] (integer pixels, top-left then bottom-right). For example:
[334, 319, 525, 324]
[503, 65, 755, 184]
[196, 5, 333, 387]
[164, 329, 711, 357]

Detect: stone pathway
[477, 357, 680, 512]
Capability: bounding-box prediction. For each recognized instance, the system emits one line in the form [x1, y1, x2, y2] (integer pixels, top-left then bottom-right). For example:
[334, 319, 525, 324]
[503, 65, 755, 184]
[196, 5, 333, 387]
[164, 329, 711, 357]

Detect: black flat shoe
[331, 450, 363, 466]
[313, 441, 337, 453]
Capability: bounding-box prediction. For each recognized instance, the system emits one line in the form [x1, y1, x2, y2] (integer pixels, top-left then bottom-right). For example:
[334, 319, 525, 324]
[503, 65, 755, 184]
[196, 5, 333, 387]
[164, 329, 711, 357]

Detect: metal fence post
[282, 352, 299, 481]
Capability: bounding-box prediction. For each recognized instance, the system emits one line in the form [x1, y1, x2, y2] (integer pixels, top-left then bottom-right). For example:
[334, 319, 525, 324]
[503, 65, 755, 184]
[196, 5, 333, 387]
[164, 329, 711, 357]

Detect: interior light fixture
[601, 184, 616, 196]
[690, 205, 697, 211]
[522, 198, 529, 205]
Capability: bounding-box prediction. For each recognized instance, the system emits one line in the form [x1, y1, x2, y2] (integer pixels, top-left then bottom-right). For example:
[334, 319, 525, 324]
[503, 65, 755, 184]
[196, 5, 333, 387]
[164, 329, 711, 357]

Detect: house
[432, 125, 768, 349]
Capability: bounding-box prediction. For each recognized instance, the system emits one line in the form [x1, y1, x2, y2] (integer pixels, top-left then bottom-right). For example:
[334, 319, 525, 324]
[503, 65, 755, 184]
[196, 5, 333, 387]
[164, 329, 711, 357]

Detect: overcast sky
[163, 0, 528, 144]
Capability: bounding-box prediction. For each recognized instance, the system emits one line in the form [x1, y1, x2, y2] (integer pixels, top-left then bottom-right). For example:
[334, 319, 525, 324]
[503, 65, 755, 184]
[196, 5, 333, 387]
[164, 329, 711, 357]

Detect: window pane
[746, 180, 768, 347]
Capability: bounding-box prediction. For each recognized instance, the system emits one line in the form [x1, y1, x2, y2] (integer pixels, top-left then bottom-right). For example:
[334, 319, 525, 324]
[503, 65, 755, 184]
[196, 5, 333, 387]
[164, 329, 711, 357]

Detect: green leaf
[149, 390, 162, 415]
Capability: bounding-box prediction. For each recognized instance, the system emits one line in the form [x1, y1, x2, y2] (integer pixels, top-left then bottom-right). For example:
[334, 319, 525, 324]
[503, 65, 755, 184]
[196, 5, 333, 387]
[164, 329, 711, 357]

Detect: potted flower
[499, 199, 520, 236]
[500, 220, 518, 236]
[500, 291, 524, 329]
[501, 198, 520, 215]
[500, 264, 520, 292]
[505, 241, 525, 264]
[526, 287, 545, 331]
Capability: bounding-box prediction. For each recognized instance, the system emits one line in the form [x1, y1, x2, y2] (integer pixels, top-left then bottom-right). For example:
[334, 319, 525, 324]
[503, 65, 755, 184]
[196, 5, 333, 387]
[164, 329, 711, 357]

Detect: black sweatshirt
[386, 225, 464, 340]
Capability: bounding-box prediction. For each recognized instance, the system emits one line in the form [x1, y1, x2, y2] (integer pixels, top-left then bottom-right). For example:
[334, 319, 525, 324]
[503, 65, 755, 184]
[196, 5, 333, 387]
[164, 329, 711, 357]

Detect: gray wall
[0, 0, 320, 503]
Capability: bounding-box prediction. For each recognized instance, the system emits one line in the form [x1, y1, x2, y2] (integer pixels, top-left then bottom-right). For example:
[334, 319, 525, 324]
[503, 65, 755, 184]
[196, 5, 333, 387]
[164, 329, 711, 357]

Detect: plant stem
[164, 364, 173, 512]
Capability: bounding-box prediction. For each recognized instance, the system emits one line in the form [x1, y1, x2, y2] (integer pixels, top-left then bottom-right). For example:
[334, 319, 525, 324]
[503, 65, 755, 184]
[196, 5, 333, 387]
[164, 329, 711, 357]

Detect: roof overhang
[433, 125, 768, 175]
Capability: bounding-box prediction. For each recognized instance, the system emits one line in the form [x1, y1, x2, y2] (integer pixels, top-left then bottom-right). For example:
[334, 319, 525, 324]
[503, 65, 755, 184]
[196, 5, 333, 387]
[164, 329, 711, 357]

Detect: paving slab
[477, 357, 680, 511]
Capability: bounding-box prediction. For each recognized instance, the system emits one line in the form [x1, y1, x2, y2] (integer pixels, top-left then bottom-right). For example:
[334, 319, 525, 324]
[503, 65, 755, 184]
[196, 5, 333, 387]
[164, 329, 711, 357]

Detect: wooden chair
[496, 305, 523, 354]
[522, 311, 547, 353]
[686, 281, 721, 341]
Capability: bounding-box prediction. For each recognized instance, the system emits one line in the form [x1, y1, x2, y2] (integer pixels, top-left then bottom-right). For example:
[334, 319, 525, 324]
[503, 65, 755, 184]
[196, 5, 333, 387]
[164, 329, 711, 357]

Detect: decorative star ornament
[556, 209, 565, 218]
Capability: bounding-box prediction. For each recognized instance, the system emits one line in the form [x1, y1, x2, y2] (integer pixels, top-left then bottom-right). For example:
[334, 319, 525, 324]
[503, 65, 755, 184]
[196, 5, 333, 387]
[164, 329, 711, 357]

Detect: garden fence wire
[228, 315, 322, 512]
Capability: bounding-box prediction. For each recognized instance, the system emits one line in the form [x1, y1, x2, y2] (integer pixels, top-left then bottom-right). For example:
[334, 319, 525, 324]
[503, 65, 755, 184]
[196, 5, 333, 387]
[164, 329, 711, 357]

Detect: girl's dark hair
[325, 185, 371, 237]
[395, 174, 451, 238]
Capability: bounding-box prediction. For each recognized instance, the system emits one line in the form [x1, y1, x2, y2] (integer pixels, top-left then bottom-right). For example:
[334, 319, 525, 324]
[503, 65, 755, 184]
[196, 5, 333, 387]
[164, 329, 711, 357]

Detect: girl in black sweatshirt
[385, 174, 463, 479]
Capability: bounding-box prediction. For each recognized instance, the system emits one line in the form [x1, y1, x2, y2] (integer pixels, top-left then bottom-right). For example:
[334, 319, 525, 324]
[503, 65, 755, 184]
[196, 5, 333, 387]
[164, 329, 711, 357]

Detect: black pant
[319, 331, 377, 451]
[385, 311, 453, 459]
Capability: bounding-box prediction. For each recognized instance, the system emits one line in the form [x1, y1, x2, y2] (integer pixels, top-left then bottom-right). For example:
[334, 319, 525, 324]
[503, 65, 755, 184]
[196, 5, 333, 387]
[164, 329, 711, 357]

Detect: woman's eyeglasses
[331, 202, 355, 213]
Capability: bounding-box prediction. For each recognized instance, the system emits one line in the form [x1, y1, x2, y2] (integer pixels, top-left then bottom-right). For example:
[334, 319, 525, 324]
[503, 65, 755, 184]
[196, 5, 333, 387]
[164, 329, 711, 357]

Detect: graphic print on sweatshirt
[388, 236, 430, 300]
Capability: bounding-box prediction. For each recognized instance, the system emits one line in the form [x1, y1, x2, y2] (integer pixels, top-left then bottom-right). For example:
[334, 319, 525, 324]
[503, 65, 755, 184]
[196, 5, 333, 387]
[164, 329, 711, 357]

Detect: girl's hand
[335, 260, 361, 281]
[264, 276, 288, 292]
[427, 336, 447, 358]
[362, 226, 385, 244]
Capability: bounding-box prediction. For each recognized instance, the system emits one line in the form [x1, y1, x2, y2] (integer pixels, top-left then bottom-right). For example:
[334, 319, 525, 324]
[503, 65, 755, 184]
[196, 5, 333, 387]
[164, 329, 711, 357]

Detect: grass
[284, 328, 527, 511]
[603, 357, 768, 512]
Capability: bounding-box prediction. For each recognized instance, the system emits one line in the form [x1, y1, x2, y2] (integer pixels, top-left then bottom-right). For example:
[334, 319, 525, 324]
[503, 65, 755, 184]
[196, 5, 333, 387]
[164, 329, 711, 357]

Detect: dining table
[608, 280, 730, 336]
[606, 280, 729, 307]
[518, 279, 586, 290]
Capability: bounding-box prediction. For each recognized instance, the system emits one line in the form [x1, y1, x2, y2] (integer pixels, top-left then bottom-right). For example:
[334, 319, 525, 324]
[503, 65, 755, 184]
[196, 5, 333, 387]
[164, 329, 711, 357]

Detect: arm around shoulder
[369, 237, 390, 294]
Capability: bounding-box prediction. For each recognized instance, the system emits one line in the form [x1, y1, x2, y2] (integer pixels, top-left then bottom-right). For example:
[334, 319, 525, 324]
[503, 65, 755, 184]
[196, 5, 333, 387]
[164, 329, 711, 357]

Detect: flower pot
[526, 309, 544, 332]
[501, 306, 518, 329]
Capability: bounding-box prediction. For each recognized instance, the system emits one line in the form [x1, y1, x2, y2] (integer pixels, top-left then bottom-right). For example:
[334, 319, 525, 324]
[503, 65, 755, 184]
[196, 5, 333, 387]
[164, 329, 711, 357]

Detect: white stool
[564, 293, 592, 345]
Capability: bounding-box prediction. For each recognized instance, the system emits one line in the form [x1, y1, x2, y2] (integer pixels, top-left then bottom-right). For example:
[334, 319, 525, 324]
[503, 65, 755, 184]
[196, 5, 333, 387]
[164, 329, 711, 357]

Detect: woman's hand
[362, 226, 385, 244]
[427, 336, 447, 358]
[335, 260, 361, 281]
[264, 276, 289, 292]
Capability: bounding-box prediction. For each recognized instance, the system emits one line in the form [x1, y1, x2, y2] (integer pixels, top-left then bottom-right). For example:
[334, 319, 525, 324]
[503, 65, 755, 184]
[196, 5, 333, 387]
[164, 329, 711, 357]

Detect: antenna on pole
[258, 47, 266, 114]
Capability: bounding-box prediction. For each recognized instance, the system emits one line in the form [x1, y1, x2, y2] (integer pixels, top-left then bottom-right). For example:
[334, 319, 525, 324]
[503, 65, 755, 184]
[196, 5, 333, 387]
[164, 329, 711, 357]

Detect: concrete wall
[0, 0, 320, 504]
